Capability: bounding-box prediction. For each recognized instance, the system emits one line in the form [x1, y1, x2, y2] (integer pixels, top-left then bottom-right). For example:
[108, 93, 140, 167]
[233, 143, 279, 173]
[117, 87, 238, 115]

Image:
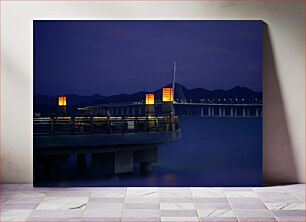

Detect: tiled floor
[0, 184, 305, 222]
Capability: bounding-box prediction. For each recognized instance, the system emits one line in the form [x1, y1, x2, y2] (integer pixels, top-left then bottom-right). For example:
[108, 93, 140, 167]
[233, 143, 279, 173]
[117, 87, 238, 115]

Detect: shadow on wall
[263, 23, 298, 184]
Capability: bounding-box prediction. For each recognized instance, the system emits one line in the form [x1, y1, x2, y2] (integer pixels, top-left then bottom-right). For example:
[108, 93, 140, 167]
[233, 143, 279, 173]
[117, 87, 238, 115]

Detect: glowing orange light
[58, 96, 67, 106]
[162, 88, 173, 102]
[145, 94, 155, 105]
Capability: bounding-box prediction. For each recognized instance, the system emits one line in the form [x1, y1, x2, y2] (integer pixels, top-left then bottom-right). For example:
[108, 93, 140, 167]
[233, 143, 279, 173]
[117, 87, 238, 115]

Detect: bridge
[79, 102, 263, 117]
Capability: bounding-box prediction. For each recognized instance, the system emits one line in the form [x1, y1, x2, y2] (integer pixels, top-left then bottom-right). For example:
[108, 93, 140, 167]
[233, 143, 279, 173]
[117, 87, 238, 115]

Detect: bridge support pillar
[200, 107, 203, 117]
[247, 108, 250, 117]
[219, 107, 222, 116]
[256, 108, 259, 117]
[243, 108, 246, 117]
[234, 108, 237, 117]
[211, 107, 215, 116]
[208, 107, 211, 116]
[230, 107, 233, 116]
[223, 108, 226, 116]
[132, 107, 135, 115]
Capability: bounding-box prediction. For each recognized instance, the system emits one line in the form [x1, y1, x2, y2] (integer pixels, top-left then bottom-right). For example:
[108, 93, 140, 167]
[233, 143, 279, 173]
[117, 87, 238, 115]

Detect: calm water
[37, 117, 262, 187]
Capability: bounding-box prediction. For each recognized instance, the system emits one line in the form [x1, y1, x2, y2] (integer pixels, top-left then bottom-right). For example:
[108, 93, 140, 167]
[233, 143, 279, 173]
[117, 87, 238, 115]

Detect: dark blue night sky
[34, 20, 263, 96]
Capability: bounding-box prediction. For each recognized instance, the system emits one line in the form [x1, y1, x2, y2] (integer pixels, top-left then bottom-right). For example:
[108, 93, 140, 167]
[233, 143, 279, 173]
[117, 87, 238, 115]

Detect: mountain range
[34, 83, 262, 114]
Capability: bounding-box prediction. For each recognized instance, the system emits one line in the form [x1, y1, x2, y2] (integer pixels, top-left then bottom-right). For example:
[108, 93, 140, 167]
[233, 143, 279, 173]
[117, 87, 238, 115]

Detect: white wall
[1, 1, 304, 184]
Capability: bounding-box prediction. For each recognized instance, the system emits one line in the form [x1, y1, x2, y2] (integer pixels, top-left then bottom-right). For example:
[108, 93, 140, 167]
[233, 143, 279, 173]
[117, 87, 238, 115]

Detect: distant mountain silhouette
[34, 83, 262, 114]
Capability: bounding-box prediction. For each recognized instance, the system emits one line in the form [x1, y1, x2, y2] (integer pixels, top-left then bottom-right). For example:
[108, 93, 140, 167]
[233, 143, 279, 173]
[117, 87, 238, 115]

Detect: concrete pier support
[92, 151, 133, 174]
[223, 108, 226, 116]
[200, 107, 203, 117]
[140, 163, 152, 175]
[218, 107, 222, 116]
[230, 107, 233, 116]
[242, 108, 246, 117]
[134, 146, 157, 175]
[208, 107, 211, 116]
[247, 108, 250, 117]
[234, 108, 238, 117]
[76, 154, 87, 170]
[211, 107, 215, 116]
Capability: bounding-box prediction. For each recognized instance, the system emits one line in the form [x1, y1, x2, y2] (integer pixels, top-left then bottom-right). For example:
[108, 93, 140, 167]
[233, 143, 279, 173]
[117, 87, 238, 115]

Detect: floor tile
[194, 197, 228, 203]
[196, 203, 231, 209]
[0, 209, 32, 221]
[191, 188, 225, 197]
[237, 218, 277, 222]
[2, 203, 39, 209]
[272, 209, 305, 217]
[200, 217, 238, 222]
[265, 202, 305, 210]
[276, 218, 306, 222]
[27, 217, 83, 221]
[83, 217, 121, 222]
[230, 202, 266, 209]
[1, 183, 306, 222]
[86, 202, 123, 209]
[160, 197, 194, 203]
[198, 209, 235, 217]
[257, 192, 301, 203]
[125, 197, 159, 203]
[29, 209, 84, 218]
[89, 197, 124, 203]
[122, 209, 160, 217]
[91, 190, 125, 198]
[160, 189, 192, 198]
[36, 196, 88, 210]
[7, 197, 44, 204]
[1, 184, 24, 191]
[91, 187, 126, 192]
[125, 203, 160, 209]
[161, 210, 198, 217]
[227, 197, 263, 204]
[123, 217, 161, 221]
[234, 209, 274, 218]
[162, 216, 199, 222]
[160, 203, 196, 210]
[45, 191, 92, 197]
[83, 209, 123, 217]
[225, 191, 258, 198]
[126, 188, 158, 198]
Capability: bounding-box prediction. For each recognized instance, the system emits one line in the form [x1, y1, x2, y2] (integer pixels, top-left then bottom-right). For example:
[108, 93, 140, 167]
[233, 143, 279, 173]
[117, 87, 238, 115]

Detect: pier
[33, 115, 181, 180]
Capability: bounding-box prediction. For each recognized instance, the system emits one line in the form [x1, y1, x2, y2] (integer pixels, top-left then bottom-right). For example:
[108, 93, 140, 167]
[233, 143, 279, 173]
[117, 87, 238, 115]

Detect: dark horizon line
[34, 84, 263, 97]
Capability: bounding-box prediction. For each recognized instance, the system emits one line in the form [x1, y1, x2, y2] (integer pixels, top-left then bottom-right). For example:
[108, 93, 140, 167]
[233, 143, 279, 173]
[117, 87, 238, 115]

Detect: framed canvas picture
[33, 20, 263, 187]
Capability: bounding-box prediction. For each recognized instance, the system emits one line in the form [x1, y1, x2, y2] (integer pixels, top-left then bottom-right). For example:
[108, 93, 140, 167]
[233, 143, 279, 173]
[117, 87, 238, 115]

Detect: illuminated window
[162, 88, 173, 102]
[58, 96, 67, 106]
[145, 94, 155, 105]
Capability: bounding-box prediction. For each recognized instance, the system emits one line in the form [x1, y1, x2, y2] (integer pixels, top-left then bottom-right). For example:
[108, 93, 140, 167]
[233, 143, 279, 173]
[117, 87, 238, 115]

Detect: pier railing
[34, 116, 180, 136]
